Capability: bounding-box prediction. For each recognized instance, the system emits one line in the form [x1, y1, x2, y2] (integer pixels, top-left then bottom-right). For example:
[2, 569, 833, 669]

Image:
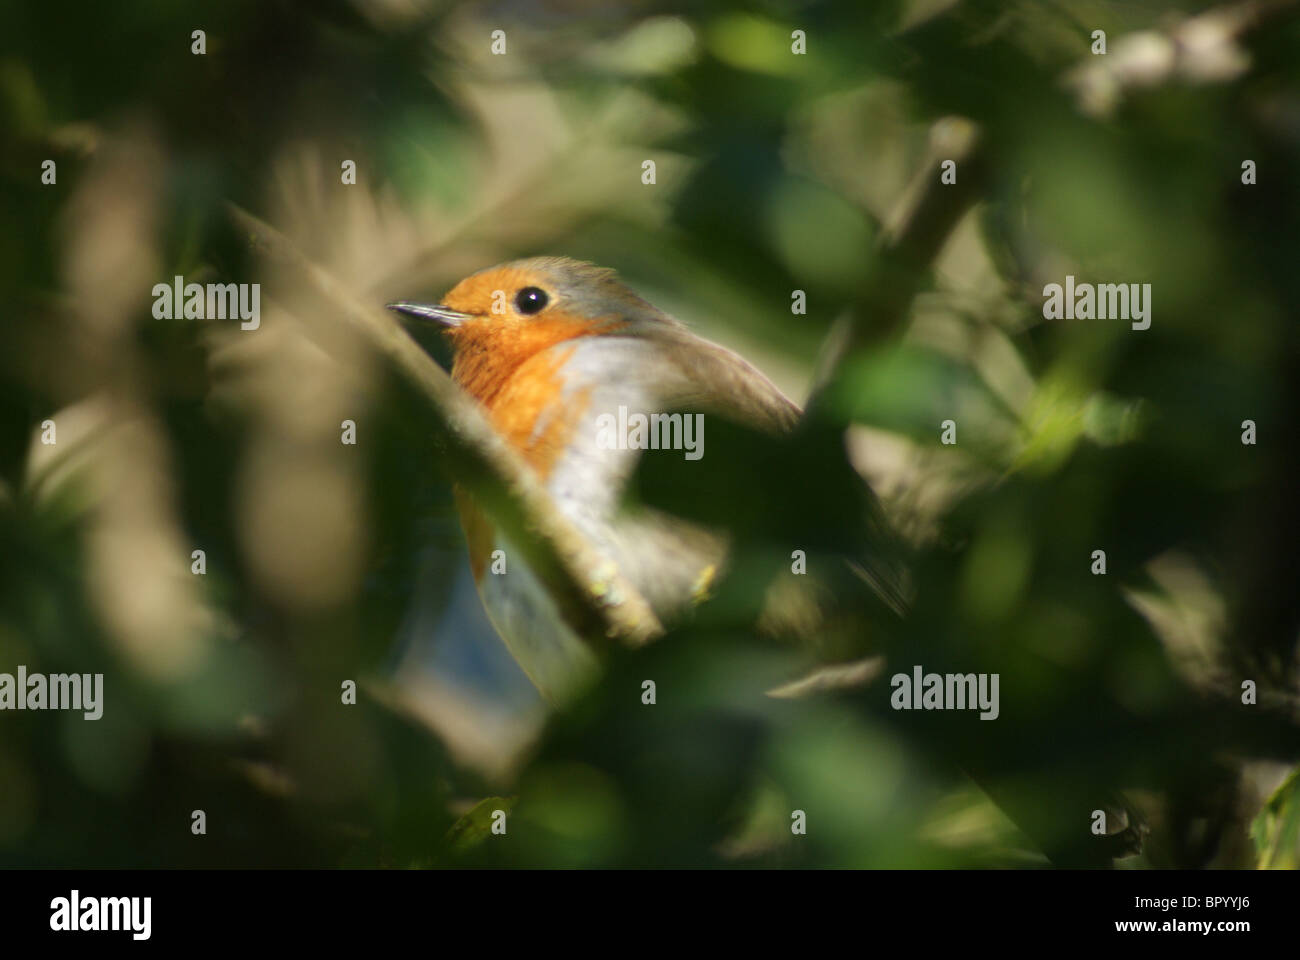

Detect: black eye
[515, 286, 549, 315]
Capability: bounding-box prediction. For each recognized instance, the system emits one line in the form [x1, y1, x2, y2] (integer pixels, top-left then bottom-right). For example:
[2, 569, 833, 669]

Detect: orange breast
[454, 347, 592, 580]
[448, 311, 614, 578]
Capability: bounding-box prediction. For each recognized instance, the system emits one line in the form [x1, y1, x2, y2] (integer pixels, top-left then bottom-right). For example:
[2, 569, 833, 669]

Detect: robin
[389, 257, 898, 701]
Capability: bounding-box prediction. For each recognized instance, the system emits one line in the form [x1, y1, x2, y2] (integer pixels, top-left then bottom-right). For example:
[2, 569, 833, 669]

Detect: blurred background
[1, 0, 1298, 867]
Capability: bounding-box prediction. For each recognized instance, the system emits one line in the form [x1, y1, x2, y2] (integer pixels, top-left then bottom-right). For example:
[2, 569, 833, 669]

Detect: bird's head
[388, 256, 672, 405]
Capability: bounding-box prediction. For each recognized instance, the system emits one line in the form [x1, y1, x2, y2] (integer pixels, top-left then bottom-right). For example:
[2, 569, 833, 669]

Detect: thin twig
[805, 116, 987, 416]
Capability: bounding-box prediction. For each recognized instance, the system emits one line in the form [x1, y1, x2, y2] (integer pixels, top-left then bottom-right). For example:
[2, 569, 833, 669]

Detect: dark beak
[386, 301, 474, 328]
